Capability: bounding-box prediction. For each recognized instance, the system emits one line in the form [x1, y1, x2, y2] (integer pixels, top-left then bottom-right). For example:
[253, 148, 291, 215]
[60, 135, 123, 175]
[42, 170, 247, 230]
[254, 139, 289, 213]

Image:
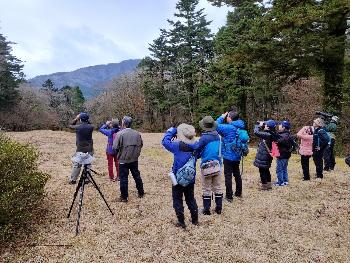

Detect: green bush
[0, 134, 50, 242]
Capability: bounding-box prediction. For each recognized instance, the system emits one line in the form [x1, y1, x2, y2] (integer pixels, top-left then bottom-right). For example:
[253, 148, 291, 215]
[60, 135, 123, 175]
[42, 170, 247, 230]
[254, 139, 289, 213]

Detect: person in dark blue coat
[99, 118, 120, 181]
[253, 120, 278, 190]
[161, 124, 199, 229]
[216, 111, 249, 202]
[312, 118, 330, 180]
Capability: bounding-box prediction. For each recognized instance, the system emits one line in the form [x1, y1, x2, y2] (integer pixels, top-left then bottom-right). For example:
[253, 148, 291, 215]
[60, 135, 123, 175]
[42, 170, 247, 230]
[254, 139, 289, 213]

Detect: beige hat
[177, 123, 196, 144]
[313, 118, 325, 127]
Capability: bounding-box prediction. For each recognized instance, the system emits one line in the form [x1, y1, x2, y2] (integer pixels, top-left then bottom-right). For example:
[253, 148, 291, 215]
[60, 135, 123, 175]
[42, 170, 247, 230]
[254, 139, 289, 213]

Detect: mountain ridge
[28, 59, 141, 98]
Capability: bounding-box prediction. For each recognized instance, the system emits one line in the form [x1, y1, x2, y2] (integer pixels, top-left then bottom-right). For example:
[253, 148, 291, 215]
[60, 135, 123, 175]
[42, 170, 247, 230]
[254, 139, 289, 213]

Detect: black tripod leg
[67, 176, 84, 218]
[75, 179, 86, 236]
[86, 172, 114, 215]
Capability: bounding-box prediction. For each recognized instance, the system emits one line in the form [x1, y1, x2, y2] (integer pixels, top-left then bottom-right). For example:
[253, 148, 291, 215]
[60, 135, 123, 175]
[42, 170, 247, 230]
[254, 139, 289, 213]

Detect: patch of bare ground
[1, 131, 350, 263]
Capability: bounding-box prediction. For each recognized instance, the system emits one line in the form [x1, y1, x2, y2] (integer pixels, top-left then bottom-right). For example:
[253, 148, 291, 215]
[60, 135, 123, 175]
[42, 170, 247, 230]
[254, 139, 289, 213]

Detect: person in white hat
[161, 123, 199, 229]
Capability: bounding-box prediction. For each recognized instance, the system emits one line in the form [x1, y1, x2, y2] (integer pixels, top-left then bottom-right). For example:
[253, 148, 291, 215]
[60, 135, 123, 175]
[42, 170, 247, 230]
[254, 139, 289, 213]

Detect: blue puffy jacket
[99, 124, 120, 155]
[161, 128, 197, 183]
[185, 131, 221, 165]
[216, 116, 249, 161]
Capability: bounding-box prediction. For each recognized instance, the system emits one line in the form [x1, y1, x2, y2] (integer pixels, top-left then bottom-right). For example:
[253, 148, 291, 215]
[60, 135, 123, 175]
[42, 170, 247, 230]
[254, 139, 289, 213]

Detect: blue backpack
[176, 155, 196, 187]
[231, 129, 249, 157]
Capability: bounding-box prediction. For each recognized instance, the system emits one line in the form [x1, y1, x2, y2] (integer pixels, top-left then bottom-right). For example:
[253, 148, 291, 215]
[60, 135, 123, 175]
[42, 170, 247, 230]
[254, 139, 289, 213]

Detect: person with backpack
[253, 120, 278, 190]
[112, 116, 144, 202]
[68, 112, 94, 184]
[184, 116, 223, 215]
[312, 118, 330, 180]
[161, 123, 199, 229]
[297, 126, 314, 181]
[99, 118, 120, 182]
[216, 111, 249, 202]
[274, 121, 297, 186]
[324, 116, 338, 171]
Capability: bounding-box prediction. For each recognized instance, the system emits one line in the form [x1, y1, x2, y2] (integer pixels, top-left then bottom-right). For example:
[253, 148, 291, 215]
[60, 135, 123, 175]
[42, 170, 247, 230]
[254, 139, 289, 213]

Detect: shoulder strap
[219, 135, 222, 158]
[263, 139, 271, 154]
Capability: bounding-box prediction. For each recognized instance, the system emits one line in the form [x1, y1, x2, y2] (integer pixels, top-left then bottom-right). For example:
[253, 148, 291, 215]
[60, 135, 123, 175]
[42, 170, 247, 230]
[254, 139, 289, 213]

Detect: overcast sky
[0, 0, 230, 78]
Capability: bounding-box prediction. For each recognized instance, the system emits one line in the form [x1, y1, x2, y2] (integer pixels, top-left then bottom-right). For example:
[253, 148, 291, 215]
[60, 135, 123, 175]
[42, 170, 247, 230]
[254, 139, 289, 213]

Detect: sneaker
[191, 220, 199, 226]
[138, 193, 145, 198]
[315, 177, 323, 181]
[302, 178, 310, 181]
[283, 182, 289, 186]
[273, 182, 283, 186]
[215, 208, 222, 215]
[69, 180, 76, 185]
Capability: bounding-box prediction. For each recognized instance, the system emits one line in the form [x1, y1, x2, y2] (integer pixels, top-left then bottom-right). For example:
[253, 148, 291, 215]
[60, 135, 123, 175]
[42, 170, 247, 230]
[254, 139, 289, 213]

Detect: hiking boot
[260, 184, 269, 191]
[266, 182, 272, 190]
[138, 193, 145, 198]
[69, 180, 76, 185]
[190, 210, 199, 226]
[225, 197, 233, 203]
[118, 197, 128, 203]
[214, 193, 223, 215]
[175, 221, 187, 229]
[202, 195, 211, 215]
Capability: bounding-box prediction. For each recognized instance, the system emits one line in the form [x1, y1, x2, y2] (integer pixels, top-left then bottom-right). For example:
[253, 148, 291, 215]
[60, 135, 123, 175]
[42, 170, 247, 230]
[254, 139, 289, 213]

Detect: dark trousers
[172, 184, 198, 222]
[301, 155, 311, 180]
[223, 159, 242, 199]
[324, 138, 335, 170]
[313, 152, 324, 178]
[119, 161, 144, 199]
[258, 168, 271, 184]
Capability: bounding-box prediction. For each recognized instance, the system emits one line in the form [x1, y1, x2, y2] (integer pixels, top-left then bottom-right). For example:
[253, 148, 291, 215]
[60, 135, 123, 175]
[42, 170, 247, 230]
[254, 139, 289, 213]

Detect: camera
[315, 111, 339, 124]
[256, 121, 265, 129]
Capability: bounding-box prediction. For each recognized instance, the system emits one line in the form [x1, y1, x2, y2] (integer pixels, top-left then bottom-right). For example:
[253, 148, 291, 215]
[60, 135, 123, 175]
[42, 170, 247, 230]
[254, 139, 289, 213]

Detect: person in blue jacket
[99, 118, 120, 181]
[216, 111, 249, 202]
[185, 116, 223, 215]
[161, 123, 199, 229]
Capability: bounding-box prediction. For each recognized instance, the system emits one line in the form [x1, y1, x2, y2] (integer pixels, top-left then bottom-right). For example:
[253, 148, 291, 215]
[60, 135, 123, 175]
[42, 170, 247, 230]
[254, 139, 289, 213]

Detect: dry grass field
[1, 130, 350, 263]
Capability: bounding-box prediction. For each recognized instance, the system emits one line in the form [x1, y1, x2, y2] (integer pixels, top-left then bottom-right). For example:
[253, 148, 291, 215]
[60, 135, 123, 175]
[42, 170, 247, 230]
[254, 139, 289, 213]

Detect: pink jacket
[297, 126, 313, 156]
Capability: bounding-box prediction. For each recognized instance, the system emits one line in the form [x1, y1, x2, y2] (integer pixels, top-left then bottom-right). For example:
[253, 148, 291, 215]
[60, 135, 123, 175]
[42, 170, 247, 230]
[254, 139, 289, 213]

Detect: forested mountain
[28, 59, 141, 98]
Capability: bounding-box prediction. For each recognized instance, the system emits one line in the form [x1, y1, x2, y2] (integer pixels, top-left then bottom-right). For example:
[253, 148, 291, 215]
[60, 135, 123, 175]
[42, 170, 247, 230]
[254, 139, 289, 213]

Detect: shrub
[0, 134, 50, 242]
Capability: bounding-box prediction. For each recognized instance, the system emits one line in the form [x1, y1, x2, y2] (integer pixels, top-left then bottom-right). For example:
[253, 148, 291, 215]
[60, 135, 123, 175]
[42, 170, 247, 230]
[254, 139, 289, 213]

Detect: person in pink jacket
[297, 126, 314, 180]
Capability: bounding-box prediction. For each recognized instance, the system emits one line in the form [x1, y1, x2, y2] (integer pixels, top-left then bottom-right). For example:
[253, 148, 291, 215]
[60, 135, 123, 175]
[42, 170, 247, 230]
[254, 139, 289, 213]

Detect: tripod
[67, 164, 114, 235]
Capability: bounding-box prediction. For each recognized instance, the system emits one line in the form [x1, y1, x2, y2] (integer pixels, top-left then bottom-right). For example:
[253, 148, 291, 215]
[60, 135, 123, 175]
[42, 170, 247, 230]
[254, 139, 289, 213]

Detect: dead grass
[1, 131, 350, 263]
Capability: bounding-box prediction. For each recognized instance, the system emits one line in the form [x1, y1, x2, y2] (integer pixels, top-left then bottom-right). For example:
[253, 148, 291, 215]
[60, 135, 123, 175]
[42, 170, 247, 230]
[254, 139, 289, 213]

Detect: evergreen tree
[0, 33, 23, 111]
[41, 79, 57, 92]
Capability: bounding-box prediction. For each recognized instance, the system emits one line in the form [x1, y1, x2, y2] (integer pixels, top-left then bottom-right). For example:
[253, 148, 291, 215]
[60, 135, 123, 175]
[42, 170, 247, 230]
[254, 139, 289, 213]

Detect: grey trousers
[69, 152, 93, 181]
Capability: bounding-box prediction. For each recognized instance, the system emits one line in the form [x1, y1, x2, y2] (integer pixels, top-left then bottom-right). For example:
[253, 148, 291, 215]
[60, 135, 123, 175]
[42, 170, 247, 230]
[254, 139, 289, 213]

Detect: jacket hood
[300, 126, 312, 136]
[231, 120, 245, 129]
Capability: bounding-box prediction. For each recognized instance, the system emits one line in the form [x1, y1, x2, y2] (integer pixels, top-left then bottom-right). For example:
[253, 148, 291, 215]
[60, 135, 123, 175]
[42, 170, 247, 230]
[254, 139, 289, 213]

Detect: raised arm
[254, 125, 272, 140]
[99, 124, 113, 136]
[161, 127, 179, 153]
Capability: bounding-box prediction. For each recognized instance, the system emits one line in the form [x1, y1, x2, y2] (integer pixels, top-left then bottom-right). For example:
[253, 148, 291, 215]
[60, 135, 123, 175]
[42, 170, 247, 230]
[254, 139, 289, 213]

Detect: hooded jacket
[215, 116, 249, 161]
[161, 127, 197, 183]
[297, 126, 313, 156]
[276, 130, 296, 159]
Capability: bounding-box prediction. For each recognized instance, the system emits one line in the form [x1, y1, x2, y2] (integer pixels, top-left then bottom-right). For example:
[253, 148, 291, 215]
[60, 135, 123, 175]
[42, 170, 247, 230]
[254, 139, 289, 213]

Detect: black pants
[172, 184, 198, 222]
[119, 161, 144, 199]
[223, 159, 242, 199]
[301, 155, 311, 180]
[258, 168, 271, 184]
[313, 152, 324, 178]
[324, 138, 335, 170]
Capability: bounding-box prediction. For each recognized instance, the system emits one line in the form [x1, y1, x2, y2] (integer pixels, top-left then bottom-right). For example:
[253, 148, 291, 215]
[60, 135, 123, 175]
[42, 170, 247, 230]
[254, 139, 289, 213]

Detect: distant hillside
[28, 59, 141, 98]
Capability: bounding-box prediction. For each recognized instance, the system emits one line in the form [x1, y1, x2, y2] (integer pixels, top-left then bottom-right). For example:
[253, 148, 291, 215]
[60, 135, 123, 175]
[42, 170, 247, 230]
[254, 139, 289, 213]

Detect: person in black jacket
[274, 121, 296, 186]
[253, 120, 278, 190]
[312, 118, 330, 180]
[69, 112, 94, 184]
